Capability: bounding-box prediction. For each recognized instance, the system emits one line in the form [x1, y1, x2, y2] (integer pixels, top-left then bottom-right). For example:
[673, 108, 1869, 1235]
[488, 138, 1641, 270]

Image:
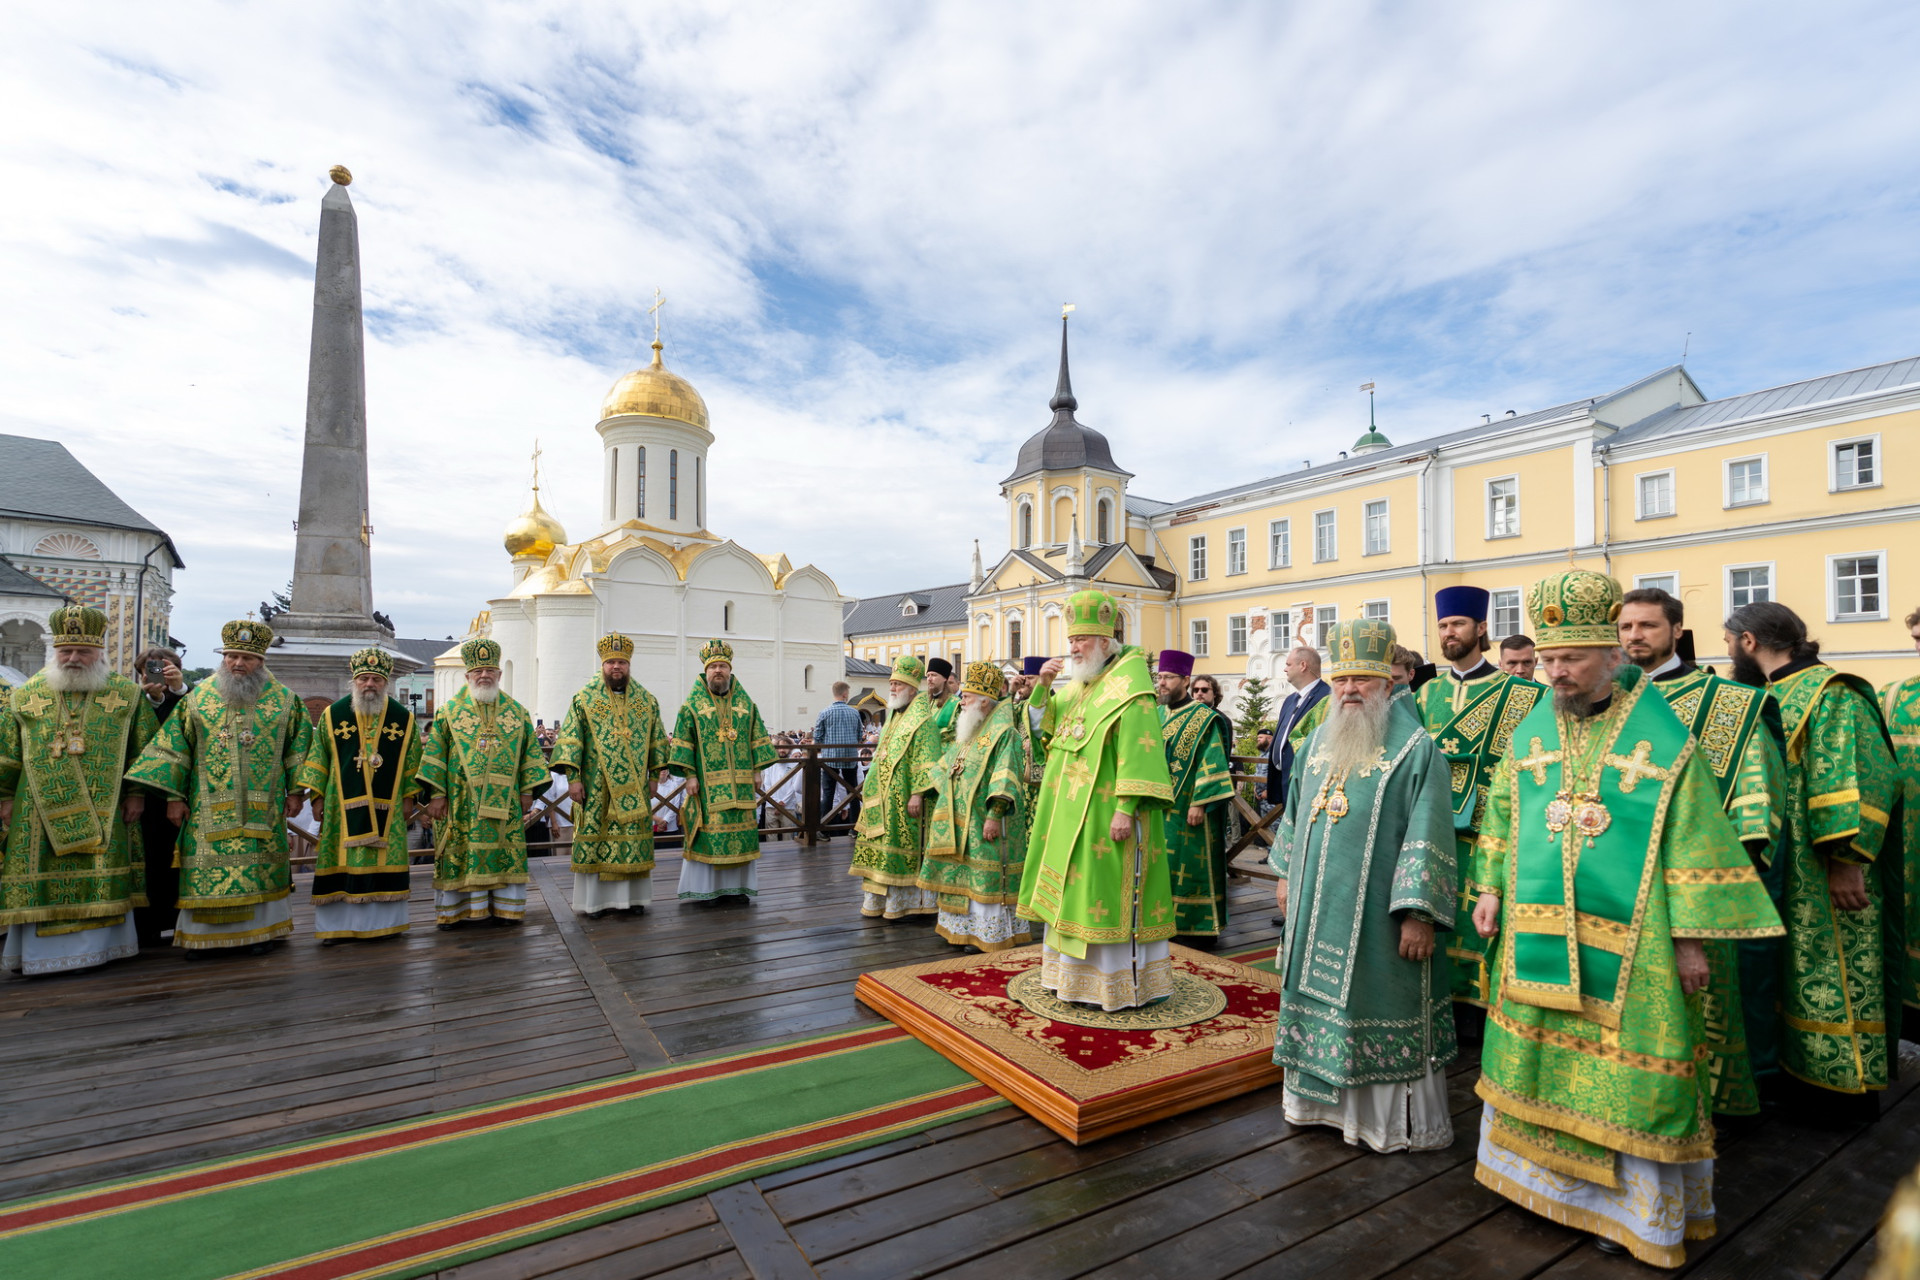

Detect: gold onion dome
[600, 341, 709, 430]
[504, 490, 567, 558]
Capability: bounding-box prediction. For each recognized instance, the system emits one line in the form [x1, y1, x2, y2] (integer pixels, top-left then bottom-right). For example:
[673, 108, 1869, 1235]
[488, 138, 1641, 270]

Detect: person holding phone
[131, 646, 190, 947]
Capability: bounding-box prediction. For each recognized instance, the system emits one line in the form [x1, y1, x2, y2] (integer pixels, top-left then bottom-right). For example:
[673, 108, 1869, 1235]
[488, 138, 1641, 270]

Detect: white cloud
[4, 1, 1918, 659]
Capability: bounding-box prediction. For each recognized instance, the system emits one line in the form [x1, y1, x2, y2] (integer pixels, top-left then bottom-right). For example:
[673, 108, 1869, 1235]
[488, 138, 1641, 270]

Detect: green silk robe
[1652, 664, 1788, 1116]
[668, 679, 775, 865]
[1, 673, 158, 929]
[418, 688, 549, 893]
[1016, 646, 1177, 958]
[1161, 699, 1235, 936]
[849, 691, 937, 890]
[296, 696, 422, 909]
[1472, 673, 1784, 1183]
[1766, 663, 1906, 1094]
[1268, 693, 1458, 1100]
[1879, 673, 1920, 1012]
[918, 699, 1030, 944]
[552, 677, 668, 879]
[1418, 665, 1545, 1006]
[126, 678, 312, 923]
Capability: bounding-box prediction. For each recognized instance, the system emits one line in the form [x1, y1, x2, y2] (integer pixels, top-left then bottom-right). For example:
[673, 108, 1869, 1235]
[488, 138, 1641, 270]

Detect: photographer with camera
[131, 646, 190, 947]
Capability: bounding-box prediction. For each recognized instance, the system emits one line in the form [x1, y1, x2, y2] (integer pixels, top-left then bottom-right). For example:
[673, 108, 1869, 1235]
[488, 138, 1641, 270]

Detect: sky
[5, 2, 1920, 660]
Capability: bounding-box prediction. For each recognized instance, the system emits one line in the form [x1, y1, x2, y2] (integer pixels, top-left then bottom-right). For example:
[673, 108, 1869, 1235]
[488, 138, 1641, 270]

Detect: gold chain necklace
[54, 691, 90, 757]
[1545, 705, 1615, 842]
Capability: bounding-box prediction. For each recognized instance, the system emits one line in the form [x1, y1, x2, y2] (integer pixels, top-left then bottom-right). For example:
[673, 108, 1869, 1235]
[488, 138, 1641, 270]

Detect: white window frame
[1830, 434, 1881, 492]
[1269, 518, 1291, 569]
[1227, 614, 1248, 655]
[1188, 534, 1208, 581]
[1635, 468, 1676, 521]
[1190, 617, 1210, 657]
[1226, 526, 1248, 576]
[1363, 499, 1390, 556]
[1632, 571, 1680, 596]
[1486, 475, 1520, 539]
[1271, 608, 1293, 652]
[1827, 550, 1887, 622]
[1313, 604, 1338, 649]
[1723, 454, 1768, 509]
[1313, 509, 1337, 563]
[1362, 599, 1390, 622]
[1489, 588, 1523, 641]
[1724, 561, 1775, 613]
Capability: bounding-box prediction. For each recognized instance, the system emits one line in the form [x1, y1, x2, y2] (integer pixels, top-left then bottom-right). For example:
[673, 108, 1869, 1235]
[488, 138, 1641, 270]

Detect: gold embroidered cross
[1603, 740, 1669, 794]
[97, 689, 129, 714]
[19, 692, 51, 717]
[1513, 738, 1559, 787]
[1090, 899, 1111, 922]
[381, 722, 407, 742]
[1354, 746, 1391, 778]
[1440, 737, 1462, 754]
[332, 720, 356, 741]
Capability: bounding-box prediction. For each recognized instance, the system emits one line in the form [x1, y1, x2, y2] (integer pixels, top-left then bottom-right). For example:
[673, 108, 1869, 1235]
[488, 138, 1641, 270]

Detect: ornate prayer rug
[856, 943, 1284, 1144]
[0, 1026, 1002, 1280]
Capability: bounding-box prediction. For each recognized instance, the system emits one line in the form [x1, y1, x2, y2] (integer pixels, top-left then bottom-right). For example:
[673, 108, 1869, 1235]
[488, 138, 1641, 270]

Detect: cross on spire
[648, 288, 667, 346]
[530, 438, 543, 494]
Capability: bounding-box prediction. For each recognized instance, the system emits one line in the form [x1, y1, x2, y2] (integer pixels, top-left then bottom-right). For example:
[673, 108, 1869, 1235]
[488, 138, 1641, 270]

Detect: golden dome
[600, 341, 709, 430]
[504, 490, 567, 558]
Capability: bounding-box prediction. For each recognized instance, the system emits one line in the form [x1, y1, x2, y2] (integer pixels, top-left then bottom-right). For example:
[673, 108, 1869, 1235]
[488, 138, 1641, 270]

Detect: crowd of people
[5, 569, 1916, 1268]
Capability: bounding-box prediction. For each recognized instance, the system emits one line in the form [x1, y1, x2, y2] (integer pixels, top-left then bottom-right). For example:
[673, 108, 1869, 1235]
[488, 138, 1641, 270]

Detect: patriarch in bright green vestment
[849, 654, 940, 919]
[669, 640, 776, 902]
[1016, 589, 1177, 1011]
[553, 633, 668, 917]
[1725, 600, 1906, 1106]
[1878, 601, 1920, 1017]
[918, 661, 1032, 952]
[2, 605, 157, 975]
[418, 638, 550, 927]
[1471, 571, 1784, 1269]
[126, 618, 313, 953]
[1270, 619, 1459, 1153]
[297, 647, 421, 943]
[1153, 648, 1234, 939]
[1620, 587, 1788, 1117]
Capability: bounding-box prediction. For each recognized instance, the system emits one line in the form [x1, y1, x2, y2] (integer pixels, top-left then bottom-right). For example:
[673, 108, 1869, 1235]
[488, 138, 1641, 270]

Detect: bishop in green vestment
[849, 655, 940, 918]
[918, 662, 1032, 952]
[126, 619, 313, 953]
[669, 640, 776, 902]
[1879, 623, 1920, 1015]
[1154, 649, 1235, 939]
[1419, 585, 1545, 1009]
[1621, 589, 1788, 1116]
[1270, 620, 1458, 1152]
[1471, 573, 1784, 1269]
[2, 606, 157, 975]
[553, 634, 668, 917]
[418, 638, 550, 927]
[1017, 590, 1178, 1011]
[1725, 601, 1906, 1103]
[296, 647, 421, 944]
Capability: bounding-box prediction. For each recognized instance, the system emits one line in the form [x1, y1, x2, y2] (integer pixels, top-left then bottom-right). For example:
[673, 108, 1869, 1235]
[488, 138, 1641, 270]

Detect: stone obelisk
[270, 166, 417, 706]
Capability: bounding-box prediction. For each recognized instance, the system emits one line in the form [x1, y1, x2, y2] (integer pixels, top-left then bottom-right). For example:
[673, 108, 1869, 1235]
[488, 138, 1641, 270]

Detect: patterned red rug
[855, 943, 1283, 1143]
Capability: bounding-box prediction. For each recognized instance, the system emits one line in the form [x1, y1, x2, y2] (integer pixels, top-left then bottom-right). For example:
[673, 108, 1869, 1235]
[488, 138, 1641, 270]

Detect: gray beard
[46, 660, 109, 693]
[1552, 689, 1597, 718]
[217, 668, 267, 706]
[1063, 644, 1112, 684]
[1320, 691, 1390, 774]
[955, 700, 994, 744]
[351, 689, 387, 717]
[468, 682, 500, 703]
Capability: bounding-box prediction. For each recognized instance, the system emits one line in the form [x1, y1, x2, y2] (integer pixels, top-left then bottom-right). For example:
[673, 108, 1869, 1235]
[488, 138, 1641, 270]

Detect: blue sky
[4, 2, 1919, 659]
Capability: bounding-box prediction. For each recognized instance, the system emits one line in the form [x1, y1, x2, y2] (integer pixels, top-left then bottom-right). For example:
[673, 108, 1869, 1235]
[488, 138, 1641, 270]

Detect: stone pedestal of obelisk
[269, 167, 419, 707]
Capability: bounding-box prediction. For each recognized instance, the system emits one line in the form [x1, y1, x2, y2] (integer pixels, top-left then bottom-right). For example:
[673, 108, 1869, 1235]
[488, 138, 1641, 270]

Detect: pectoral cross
[1513, 738, 1559, 787]
[1603, 740, 1669, 794]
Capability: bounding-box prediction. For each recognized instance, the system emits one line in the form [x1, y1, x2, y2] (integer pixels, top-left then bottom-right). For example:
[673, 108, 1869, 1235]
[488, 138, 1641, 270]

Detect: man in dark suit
[1264, 646, 1328, 810]
[131, 647, 190, 947]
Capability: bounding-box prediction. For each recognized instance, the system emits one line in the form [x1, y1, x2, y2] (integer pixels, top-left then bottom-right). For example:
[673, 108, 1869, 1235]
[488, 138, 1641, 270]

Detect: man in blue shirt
[814, 681, 865, 831]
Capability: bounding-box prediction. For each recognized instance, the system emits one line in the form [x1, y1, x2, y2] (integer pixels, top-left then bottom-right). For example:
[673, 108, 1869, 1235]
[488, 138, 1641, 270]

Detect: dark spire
[1049, 314, 1077, 415]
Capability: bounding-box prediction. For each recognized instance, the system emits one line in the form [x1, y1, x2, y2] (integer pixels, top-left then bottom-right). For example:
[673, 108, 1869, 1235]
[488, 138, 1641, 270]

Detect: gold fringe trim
[176, 889, 292, 912]
[1487, 1114, 1619, 1188]
[1474, 1163, 1699, 1268]
[431, 874, 530, 891]
[174, 919, 294, 950]
[0, 899, 141, 928]
[1476, 1079, 1715, 1164]
[935, 924, 1033, 952]
[314, 925, 410, 940]
[682, 851, 761, 866]
[312, 891, 412, 904]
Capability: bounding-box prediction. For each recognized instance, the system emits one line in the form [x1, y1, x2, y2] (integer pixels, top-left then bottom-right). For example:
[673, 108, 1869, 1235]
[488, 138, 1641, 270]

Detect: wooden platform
[3, 842, 1916, 1279]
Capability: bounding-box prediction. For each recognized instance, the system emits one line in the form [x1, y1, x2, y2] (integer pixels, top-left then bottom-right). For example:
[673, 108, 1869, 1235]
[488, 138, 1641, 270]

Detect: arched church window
[1113, 611, 1125, 645]
[695, 456, 703, 528]
[1008, 620, 1023, 660]
[1018, 502, 1033, 549]
[1096, 499, 1111, 545]
[670, 450, 679, 520]
[636, 448, 646, 518]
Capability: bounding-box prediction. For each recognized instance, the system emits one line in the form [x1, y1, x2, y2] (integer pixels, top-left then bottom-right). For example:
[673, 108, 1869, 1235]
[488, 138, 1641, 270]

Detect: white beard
[46, 658, 109, 693]
[468, 681, 500, 704]
[1319, 687, 1391, 775]
[955, 700, 995, 744]
[1063, 641, 1113, 685]
[216, 667, 268, 706]
[887, 688, 915, 711]
[352, 689, 387, 716]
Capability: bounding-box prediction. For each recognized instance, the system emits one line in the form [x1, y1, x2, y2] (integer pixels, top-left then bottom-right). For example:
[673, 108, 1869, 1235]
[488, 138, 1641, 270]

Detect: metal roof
[1608, 354, 1920, 447]
[0, 435, 182, 567]
[845, 656, 891, 678]
[843, 581, 973, 637]
[0, 557, 66, 600]
[1003, 318, 1134, 484]
[391, 637, 453, 665]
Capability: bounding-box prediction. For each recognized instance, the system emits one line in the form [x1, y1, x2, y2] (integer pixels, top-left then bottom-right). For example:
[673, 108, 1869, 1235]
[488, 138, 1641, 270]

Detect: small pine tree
[1234, 675, 1274, 756]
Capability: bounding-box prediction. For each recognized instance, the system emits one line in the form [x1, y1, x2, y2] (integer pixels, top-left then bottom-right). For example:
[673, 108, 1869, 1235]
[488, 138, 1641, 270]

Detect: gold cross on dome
[1514, 738, 1559, 787]
[649, 288, 667, 343]
[1604, 740, 1670, 794]
[530, 438, 543, 493]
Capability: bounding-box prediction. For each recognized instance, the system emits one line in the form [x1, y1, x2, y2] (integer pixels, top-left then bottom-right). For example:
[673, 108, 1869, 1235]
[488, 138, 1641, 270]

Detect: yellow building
[848, 336, 1920, 700]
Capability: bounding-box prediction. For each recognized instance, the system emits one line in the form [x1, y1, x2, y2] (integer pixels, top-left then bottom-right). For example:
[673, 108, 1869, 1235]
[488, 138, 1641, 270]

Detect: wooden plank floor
[5, 841, 1916, 1280]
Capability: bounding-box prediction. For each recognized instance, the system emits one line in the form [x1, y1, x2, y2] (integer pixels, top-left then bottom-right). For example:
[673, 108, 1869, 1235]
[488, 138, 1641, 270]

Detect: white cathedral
[441, 336, 846, 732]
